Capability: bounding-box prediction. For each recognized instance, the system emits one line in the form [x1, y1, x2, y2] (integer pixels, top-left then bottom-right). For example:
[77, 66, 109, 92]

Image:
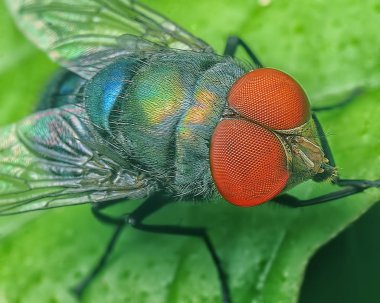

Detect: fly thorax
[115, 51, 243, 189]
[119, 57, 192, 177]
[172, 58, 246, 198]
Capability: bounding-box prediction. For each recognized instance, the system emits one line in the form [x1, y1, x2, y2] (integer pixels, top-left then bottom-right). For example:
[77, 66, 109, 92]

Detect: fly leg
[223, 36, 263, 68]
[71, 194, 231, 303]
[128, 195, 231, 303]
[129, 227, 231, 303]
[71, 220, 125, 298]
[71, 194, 170, 298]
[272, 186, 377, 207]
[312, 87, 364, 112]
[273, 113, 380, 207]
[130, 222, 231, 303]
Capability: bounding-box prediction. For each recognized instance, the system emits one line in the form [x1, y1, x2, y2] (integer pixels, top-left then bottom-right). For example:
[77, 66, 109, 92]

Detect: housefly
[0, 0, 379, 302]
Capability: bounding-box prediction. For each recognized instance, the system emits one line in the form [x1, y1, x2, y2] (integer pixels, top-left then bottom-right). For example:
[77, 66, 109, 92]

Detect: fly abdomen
[37, 69, 86, 111]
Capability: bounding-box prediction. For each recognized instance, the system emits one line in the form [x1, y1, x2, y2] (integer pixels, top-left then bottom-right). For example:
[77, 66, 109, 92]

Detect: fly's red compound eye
[210, 119, 289, 207]
[228, 68, 310, 130]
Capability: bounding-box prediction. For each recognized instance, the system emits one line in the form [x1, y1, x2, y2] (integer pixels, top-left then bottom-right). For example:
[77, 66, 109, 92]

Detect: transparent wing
[0, 106, 154, 215]
[6, 0, 213, 79]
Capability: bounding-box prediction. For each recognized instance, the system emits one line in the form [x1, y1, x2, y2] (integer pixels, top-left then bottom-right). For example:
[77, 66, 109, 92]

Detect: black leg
[71, 194, 170, 299]
[71, 194, 231, 303]
[274, 113, 380, 207]
[131, 222, 231, 303]
[311, 113, 379, 189]
[273, 187, 367, 207]
[312, 87, 364, 112]
[71, 222, 125, 298]
[224, 36, 263, 68]
[311, 113, 336, 168]
[129, 196, 231, 303]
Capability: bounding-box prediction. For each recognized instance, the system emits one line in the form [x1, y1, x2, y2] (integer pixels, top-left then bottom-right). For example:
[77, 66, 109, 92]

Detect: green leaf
[0, 1, 379, 303]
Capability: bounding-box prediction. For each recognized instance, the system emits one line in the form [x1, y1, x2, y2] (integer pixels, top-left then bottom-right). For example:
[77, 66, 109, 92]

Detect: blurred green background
[0, 0, 379, 303]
